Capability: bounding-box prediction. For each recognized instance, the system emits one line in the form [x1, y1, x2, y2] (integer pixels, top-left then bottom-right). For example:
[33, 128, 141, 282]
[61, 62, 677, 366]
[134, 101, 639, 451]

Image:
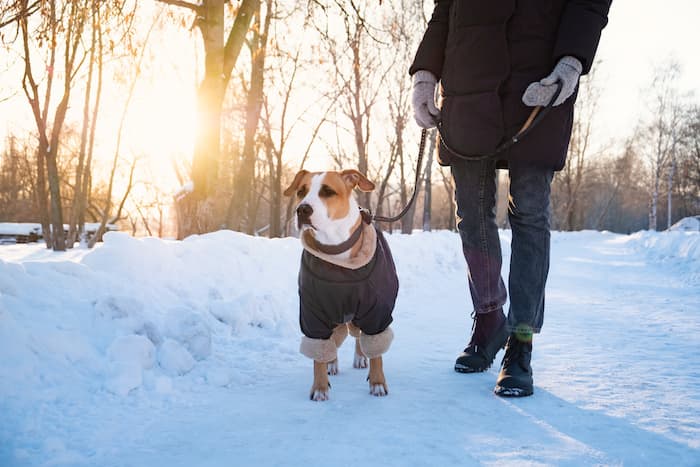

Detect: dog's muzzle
[297, 203, 313, 229]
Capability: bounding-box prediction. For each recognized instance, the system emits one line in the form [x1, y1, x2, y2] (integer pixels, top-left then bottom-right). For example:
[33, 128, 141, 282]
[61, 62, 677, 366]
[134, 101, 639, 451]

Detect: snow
[0, 222, 117, 237]
[0, 223, 41, 236]
[1, 228, 699, 466]
[669, 216, 700, 232]
[175, 181, 195, 201]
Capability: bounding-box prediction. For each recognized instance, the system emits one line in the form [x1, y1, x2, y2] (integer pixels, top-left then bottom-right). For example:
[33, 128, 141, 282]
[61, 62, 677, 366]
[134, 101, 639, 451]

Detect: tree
[640, 62, 684, 231]
[313, 1, 389, 211]
[16, 0, 93, 250]
[227, 0, 272, 234]
[551, 70, 602, 231]
[158, 0, 261, 239]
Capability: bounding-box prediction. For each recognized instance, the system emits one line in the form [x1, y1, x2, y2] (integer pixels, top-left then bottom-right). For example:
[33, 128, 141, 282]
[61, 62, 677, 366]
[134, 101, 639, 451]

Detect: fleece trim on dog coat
[298, 226, 398, 340]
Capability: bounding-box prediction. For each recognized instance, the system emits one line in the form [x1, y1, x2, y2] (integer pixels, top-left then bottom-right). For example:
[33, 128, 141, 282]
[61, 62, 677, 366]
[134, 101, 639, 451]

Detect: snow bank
[1, 227, 697, 402]
[626, 229, 700, 262]
[0, 230, 300, 401]
[669, 215, 700, 232]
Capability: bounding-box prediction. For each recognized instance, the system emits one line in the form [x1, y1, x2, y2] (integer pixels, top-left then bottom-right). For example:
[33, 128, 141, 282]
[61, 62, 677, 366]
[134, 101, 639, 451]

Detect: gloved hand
[522, 56, 583, 107]
[412, 70, 440, 129]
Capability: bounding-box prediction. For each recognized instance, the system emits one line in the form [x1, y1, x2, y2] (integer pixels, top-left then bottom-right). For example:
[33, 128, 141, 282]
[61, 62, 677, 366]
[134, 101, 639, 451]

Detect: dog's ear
[284, 170, 309, 197]
[341, 169, 375, 192]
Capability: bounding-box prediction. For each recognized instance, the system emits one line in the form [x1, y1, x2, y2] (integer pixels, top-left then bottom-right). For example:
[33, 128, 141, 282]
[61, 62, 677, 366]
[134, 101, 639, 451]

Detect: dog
[284, 169, 399, 401]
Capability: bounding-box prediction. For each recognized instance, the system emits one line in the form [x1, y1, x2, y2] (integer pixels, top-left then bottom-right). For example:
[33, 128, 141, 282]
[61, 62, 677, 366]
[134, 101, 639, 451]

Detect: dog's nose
[297, 203, 313, 221]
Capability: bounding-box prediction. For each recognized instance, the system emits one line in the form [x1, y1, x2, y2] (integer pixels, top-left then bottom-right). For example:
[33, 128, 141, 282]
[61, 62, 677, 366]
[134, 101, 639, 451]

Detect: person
[410, 1, 612, 397]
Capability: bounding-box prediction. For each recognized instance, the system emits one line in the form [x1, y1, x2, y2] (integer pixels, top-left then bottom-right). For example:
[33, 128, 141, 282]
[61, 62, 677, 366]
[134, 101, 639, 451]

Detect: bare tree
[313, 1, 390, 210]
[89, 10, 161, 247]
[158, 0, 261, 238]
[16, 0, 92, 250]
[226, 0, 273, 234]
[551, 70, 602, 231]
[640, 61, 684, 231]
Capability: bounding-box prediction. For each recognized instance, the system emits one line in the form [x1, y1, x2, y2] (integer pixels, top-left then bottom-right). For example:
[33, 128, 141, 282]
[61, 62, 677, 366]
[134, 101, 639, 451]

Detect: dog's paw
[353, 353, 368, 369]
[310, 386, 330, 401]
[369, 382, 388, 397]
[327, 359, 339, 375]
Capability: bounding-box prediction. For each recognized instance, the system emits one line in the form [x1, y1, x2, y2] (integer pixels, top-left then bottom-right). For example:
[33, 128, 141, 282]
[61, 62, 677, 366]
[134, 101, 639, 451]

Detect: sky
[0, 0, 699, 195]
[592, 0, 700, 145]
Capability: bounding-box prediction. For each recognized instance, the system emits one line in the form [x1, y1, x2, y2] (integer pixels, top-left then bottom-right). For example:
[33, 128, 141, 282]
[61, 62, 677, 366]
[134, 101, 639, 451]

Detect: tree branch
[0, 0, 40, 29]
[155, 0, 200, 12]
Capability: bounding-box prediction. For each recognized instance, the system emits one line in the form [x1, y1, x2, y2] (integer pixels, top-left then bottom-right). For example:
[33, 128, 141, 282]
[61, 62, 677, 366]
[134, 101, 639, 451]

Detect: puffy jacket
[410, 0, 611, 170]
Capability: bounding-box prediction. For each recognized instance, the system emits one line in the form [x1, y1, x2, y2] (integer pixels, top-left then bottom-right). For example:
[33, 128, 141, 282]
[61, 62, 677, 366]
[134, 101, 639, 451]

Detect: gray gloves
[522, 56, 583, 107]
[412, 56, 581, 128]
[412, 70, 440, 129]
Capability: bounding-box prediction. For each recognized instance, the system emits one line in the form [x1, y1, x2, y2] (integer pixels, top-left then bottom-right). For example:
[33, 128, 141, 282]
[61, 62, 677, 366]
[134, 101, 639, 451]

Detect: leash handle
[437, 79, 563, 161]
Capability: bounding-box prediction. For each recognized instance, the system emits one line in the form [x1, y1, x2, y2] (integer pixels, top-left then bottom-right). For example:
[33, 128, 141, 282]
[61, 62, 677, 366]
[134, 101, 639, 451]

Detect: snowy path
[1, 230, 699, 466]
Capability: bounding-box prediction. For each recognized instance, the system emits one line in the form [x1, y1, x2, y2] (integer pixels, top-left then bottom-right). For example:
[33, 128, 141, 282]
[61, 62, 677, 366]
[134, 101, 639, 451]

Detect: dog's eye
[297, 187, 307, 198]
[319, 185, 336, 198]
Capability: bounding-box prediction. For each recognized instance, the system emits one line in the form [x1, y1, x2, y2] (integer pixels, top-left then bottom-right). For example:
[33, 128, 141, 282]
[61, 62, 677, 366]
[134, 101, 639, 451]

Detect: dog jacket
[298, 226, 398, 340]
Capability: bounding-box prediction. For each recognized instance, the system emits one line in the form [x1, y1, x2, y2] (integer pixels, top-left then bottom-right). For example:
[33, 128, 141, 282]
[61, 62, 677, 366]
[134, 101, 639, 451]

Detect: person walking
[410, 1, 612, 397]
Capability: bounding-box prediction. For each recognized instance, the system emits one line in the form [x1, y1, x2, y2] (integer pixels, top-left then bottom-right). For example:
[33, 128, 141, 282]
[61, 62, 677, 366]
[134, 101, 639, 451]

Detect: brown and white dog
[284, 169, 398, 401]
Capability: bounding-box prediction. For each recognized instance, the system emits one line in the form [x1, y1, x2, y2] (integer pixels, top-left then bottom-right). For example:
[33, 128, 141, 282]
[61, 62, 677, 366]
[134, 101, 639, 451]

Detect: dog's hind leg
[353, 340, 368, 369]
[368, 357, 387, 396]
[327, 325, 348, 375]
[347, 322, 367, 369]
[312, 361, 331, 401]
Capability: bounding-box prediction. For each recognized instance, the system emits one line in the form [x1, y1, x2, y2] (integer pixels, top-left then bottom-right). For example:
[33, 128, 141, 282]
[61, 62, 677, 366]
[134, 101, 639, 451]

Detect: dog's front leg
[368, 357, 388, 396]
[301, 336, 337, 401]
[359, 327, 393, 397]
[311, 361, 330, 401]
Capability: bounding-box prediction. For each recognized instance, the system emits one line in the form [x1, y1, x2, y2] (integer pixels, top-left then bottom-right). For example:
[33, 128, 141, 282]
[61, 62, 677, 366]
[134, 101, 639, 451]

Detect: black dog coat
[298, 226, 398, 340]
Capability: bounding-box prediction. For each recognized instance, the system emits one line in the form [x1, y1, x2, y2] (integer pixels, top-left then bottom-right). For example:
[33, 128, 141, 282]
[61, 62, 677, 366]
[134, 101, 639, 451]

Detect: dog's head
[284, 169, 375, 237]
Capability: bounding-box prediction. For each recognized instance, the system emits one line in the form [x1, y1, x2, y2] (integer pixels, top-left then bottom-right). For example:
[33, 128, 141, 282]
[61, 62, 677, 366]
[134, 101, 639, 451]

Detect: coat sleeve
[552, 0, 612, 75]
[408, 0, 453, 78]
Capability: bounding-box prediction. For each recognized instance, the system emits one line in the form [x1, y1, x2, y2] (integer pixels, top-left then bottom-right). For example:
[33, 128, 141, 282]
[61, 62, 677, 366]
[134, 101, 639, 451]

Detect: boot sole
[454, 363, 489, 373]
[454, 322, 509, 374]
[494, 385, 533, 397]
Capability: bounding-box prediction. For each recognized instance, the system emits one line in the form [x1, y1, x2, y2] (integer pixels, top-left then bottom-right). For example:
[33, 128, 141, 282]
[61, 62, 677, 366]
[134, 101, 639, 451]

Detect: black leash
[437, 80, 563, 161]
[371, 80, 563, 223]
[373, 128, 428, 223]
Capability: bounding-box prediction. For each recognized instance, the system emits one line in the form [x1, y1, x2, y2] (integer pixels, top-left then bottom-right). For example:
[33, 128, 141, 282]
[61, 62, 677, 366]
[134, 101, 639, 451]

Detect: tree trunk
[36, 141, 51, 248]
[229, 3, 269, 234]
[667, 155, 675, 229]
[171, 0, 260, 239]
[68, 2, 98, 247]
[649, 171, 659, 231]
[269, 146, 282, 238]
[350, 30, 371, 210]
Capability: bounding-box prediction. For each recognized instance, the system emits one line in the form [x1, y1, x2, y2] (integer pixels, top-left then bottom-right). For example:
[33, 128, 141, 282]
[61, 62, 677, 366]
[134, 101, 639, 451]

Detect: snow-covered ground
[1, 228, 699, 466]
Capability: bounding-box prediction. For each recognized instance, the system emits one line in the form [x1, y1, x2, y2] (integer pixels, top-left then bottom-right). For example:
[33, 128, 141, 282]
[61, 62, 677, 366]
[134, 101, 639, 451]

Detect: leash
[372, 128, 428, 223]
[371, 80, 563, 223]
[436, 80, 563, 161]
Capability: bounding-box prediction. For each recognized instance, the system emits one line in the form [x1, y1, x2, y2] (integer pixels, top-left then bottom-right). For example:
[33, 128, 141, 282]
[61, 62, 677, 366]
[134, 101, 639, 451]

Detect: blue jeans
[450, 158, 554, 333]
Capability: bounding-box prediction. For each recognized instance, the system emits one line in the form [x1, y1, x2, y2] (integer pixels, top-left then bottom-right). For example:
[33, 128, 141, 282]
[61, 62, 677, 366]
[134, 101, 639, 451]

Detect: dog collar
[306, 209, 372, 256]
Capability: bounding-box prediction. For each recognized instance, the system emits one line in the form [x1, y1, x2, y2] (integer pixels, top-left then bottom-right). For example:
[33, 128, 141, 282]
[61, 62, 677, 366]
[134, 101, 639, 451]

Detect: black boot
[494, 334, 533, 397]
[454, 309, 508, 373]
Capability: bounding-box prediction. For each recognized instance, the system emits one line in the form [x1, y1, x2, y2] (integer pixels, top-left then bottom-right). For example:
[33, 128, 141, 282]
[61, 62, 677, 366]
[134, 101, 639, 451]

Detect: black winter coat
[410, 0, 611, 170]
[298, 227, 398, 340]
